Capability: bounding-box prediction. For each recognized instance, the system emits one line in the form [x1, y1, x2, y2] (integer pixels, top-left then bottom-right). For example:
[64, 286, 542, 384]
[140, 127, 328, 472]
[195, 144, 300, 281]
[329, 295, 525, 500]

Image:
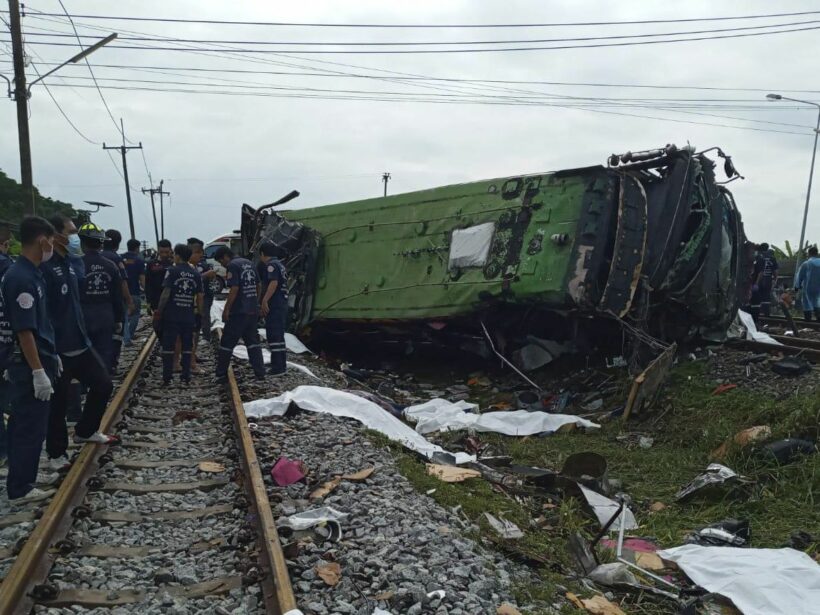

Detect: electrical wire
[28, 61, 101, 144]
[56, 0, 133, 143]
[13, 8, 820, 28]
[9, 22, 820, 53]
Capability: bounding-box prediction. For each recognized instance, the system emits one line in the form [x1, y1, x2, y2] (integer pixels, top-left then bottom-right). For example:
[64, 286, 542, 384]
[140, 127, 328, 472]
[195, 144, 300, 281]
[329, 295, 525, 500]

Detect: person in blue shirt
[258, 241, 289, 376]
[213, 246, 265, 381]
[43, 215, 116, 471]
[796, 246, 820, 321]
[102, 229, 134, 373]
[1, 216, 59, 503]
[188, 237, 217, 343]
[78, 224, 124, 375]
[0, 227, 13, 470]
[153, 244, 203, 385]
[121, 238, 146, 346]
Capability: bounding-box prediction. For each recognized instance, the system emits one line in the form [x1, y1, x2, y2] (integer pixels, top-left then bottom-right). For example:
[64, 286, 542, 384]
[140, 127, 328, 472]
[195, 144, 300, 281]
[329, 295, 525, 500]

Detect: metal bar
[727, 338, 820, 362]
[480, 320, 541, 391]
[769, 334, 820, 350]
[0, 333, 156, 614]
[759, 315, 820, 331]
[220, 329, 298, 615]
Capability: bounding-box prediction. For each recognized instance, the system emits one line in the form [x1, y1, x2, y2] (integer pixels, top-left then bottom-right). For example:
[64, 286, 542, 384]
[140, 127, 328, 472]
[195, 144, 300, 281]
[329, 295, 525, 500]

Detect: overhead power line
[13, 8, 820, 28]
[9, 23, 820, 53]
[18, 17, 820, 45]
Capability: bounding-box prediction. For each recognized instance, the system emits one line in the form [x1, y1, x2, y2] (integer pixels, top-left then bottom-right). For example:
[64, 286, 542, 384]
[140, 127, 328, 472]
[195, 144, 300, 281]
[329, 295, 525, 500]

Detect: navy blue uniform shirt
[0, 256, 56, 363]
[121, 251, 145, 296]
[42, 251, 90, 355]
[145, 258, 171, 309]
[261, 259, 288, 307]
[102, 249, 128, 282]
[161, 263, 203, 324]
[0, 253, 12, 280]
[226, 257, 259, 316]
[80, 251, 124, 323]
[194, 259, 215, 299]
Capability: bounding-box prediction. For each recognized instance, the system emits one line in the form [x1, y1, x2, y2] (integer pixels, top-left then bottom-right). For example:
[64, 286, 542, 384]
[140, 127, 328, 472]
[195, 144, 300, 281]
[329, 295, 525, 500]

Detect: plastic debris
[426, 464, 481, 483]
[770, 356, 812, 377]
[686, 519, 750, 547]
[760, 438, 817, 464]
[711, 383, 738, 396]
[676, 463, 753, 503]
[483, 513, 524, 539]
[271, 457, 307, 486]
[579, 486, 638, 531]
[278, 507, 349, 531]
[658, 545, 820, 615]
[710, 426, 772, 461]
[587, 562, 640, 587]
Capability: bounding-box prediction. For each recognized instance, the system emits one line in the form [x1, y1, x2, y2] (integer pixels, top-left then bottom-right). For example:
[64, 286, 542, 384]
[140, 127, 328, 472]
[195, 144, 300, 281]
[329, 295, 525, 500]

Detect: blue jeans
[123, 294, 142, 346]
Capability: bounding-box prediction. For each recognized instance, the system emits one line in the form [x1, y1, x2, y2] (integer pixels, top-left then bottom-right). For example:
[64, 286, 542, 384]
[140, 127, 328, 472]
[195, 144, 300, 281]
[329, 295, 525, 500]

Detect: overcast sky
[1, 0, 819, 250]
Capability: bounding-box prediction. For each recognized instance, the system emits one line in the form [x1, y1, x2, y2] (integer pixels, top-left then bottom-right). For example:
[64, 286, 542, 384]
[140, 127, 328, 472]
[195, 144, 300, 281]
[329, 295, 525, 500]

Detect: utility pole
[382, 172, 391, 197]
[103, 119, 142, 240]
[157, 180, 169, 239]
[141, 183, 160, 245]
[8, 0, 33, 214]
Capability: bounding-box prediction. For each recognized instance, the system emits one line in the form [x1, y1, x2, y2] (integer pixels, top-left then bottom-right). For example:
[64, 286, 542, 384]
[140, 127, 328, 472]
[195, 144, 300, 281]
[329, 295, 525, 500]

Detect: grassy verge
[365, 360, 820, 614]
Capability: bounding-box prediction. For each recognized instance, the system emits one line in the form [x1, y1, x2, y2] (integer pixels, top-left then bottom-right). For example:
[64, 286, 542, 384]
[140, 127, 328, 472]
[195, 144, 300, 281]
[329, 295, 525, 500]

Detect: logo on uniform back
[16, 292, 34, 309]
[61, 283, 68, 295]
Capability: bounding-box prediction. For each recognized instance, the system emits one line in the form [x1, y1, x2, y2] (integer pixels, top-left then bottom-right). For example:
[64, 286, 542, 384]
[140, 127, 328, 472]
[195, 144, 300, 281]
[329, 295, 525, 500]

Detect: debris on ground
[271, 456, 307, 486]
[710, 425, 772, 461]
[484, 513, 524, 539]
[685, 518, 751, 547]
[676, 463, 754, 503]
[316, 561, 342, 586]
[425, 464, 481, 483]
[759, 438, 817, 464]
[770, 356, 813, 377]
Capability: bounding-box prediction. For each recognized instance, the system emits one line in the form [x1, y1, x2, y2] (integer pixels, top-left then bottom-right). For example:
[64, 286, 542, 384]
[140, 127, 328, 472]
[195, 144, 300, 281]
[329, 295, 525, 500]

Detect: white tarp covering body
[448, 222, 495, 270]
[244, 386, 475, 464]
[404, 399, 600, 435]
[737, 309, 782, 345]
[658, 545, 820, 615]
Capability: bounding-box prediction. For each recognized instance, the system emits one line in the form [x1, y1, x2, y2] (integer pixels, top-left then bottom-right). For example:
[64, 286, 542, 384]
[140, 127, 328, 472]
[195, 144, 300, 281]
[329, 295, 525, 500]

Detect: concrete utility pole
[8, 0, 33, 214]
[103, 119, 142, 240]
[382, 172, 391, 197]
[141, 183, 160, 245]
[157, 180, 169, 239]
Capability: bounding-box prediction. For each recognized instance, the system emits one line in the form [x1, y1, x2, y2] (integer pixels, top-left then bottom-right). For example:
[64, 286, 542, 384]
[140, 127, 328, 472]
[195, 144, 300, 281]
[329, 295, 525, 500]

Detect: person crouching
[153, 244, 203, 385]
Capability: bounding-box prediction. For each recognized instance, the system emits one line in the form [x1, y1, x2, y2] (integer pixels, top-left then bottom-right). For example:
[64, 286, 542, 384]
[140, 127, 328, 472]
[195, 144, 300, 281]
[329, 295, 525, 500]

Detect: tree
[0, 168, 78, 229]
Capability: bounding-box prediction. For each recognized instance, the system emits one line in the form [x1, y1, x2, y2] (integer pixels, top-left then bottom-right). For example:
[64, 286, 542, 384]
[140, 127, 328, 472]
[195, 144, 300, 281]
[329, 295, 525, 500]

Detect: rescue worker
[121, 238, 146, 346]
[145, 239, 173, 313]
[1, 216, 58, 503]
[751, 243, 779, 319]
[43, 216, 116, 470]
[213, 246, 265, 381]
[77, 223, 124, 372]
[258, 241, 289, 376]
[102, 229, 134, 373]
[796, 246, 820, 321]
[188, 237, 217, 341]
[0, 227, 13, 469]
[153, 244, 203, 385]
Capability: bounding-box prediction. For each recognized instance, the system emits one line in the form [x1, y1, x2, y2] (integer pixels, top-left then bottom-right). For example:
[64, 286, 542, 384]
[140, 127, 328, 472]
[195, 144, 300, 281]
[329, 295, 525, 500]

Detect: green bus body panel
[281, 171, 597, 321]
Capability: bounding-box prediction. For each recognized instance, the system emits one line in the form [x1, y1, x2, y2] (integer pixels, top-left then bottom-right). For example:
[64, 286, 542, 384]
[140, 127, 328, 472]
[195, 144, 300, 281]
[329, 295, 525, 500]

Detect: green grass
[365, 361, 820, 613]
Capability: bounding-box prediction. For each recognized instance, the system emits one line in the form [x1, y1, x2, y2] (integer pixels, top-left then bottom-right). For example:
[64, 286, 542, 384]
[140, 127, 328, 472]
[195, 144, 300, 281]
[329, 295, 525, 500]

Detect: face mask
[67, 233, 82, 255]
[41, 239, 54, 263]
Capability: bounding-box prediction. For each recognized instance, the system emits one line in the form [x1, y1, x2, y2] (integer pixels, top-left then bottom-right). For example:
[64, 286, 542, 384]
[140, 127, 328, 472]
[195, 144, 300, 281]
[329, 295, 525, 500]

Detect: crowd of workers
[0, 215, 289, 505]
[749, 242, 820, 323]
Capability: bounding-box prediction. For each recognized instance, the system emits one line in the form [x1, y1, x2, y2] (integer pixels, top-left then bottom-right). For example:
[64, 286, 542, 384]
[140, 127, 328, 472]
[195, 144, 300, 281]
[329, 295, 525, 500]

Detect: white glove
[2, 370, 8, 382]
[56, 356, 63, 378]
[32, 368, 53, 401]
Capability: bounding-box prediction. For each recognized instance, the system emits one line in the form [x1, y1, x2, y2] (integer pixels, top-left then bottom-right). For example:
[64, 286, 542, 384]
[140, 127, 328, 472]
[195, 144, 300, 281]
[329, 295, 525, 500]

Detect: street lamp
[767, 93, 820, 275]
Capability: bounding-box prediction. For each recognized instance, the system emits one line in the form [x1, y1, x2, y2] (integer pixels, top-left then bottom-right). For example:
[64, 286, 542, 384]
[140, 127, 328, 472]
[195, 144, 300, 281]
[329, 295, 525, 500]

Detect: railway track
[0, 330, 296, 614]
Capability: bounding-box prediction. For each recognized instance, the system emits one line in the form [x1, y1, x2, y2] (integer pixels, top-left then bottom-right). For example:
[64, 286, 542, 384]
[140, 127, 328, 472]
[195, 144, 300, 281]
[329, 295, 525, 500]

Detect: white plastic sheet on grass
[244, 386, 475, 465]
[404, 399, 600, 436]
[658, 545, 820, 615]
[737, 309, 782, 345]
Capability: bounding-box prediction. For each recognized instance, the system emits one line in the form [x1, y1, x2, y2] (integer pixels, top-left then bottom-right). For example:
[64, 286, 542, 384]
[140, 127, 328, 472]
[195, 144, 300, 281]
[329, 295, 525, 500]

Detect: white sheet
[209, 300, 312, 354]
[448, 222, 495, 269]
[658, 545, 820, 615]
[244, 386, 476, 464]
[404, 399, 600, 435]
[737, 309, 782, 345]
[579, 485, 637, 531]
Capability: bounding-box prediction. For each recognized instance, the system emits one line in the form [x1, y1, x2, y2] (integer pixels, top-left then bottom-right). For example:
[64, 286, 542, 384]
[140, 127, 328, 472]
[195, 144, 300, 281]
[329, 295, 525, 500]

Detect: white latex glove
[56, 356, 63, 378]
[2, 370, 9, 382]
[32, 368, 53, 401]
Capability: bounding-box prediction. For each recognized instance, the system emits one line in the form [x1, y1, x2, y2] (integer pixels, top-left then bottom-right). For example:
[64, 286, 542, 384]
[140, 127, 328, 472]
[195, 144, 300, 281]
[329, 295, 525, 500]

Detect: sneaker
[9, 487, 55, 505]
[268, 370, 287, 377]
[73, 432, 120, 445]
[47, 455, 71, 472]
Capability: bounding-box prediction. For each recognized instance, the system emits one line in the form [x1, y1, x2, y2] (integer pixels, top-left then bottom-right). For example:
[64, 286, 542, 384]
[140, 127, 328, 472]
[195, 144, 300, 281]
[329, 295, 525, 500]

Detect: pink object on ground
[271, 457, 307, 486]
[600, 537, 659, 553]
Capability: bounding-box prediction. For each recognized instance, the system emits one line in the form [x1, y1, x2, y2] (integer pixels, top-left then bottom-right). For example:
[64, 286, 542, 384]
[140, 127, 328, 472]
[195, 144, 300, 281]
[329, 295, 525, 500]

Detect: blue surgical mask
[68, 233, 82, 255]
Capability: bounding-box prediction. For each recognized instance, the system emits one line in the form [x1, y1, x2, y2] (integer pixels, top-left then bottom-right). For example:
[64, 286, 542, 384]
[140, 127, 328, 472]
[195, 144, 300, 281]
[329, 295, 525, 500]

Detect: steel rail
[219, 328, 298, 615]
[727, 338, 820, 362]
[759, 315, 820, 331]
[0, 333, 157, 614]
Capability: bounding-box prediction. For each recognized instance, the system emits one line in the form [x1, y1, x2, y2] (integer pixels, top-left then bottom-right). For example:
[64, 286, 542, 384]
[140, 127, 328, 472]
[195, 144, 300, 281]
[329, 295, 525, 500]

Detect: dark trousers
[0, 380, 9, 461]
[6, 360, 55, 499]
[758, 280, 773, 317]
[216, 313, 265, 378]
[47, 349, 113, 459]
[265, 302, 288, 375]
[87, 325, 114, 374]
[201, 295, 213, 341]
[162, 320, 194, 382]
